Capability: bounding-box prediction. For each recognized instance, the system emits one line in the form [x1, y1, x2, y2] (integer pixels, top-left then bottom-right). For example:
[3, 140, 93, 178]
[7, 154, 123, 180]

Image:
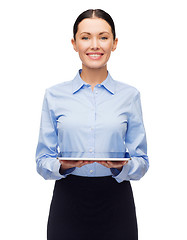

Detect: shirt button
[89, 148, 93, 152]
[95, 91, 98, 94]
[90, 127, 94, 130]
[90, 170, 93, 173]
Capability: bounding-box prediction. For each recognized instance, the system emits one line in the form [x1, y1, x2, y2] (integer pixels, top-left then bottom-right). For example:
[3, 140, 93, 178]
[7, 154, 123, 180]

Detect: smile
[86, 52, 104, 60]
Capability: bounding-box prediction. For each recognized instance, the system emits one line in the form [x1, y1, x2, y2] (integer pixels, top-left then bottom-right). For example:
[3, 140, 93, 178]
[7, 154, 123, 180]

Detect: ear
[112, 38, 118, 52]
[71, 38, 78, 52]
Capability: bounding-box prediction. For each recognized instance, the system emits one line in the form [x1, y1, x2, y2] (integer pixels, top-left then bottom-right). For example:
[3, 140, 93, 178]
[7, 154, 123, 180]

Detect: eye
[82, 37, 89, 40]
[100, 37, 108, 40]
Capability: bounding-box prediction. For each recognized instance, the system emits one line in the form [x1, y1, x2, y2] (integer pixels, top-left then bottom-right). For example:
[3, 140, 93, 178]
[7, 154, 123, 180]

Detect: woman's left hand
[98, 160, 128, 171]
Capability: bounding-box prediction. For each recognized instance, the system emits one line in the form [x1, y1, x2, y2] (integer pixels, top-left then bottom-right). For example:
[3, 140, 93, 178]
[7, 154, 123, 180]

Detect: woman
[36, 9, 149, 240]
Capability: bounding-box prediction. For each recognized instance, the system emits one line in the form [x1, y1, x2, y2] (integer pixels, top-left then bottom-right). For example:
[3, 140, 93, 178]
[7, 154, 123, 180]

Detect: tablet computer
[57, 157, 131, 161]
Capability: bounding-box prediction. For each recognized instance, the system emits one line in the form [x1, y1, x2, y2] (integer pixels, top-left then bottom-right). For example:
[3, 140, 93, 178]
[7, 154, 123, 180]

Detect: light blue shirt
[35, 70, 149, 183]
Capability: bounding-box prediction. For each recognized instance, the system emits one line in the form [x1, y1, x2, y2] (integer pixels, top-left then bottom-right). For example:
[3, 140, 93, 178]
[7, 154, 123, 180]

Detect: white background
[0, 0, 187, 239]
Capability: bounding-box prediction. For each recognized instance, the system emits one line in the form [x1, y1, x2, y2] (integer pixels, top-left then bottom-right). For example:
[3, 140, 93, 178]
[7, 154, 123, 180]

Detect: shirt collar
[72, 69, 116, 95]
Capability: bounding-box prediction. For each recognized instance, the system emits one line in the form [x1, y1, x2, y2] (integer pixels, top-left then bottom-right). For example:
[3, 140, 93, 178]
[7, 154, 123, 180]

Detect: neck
[80, 65, 108, 85]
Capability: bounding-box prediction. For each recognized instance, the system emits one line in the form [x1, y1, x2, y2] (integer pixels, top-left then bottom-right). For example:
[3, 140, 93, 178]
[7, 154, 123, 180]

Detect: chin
[82, 62, 107, 70]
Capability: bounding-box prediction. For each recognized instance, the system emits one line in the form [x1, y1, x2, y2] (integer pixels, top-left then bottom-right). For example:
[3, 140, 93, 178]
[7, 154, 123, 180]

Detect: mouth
[86, 52, 104, 60]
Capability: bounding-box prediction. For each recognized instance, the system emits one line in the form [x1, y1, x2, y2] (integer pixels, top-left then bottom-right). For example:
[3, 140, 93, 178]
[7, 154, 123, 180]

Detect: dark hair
[73, 9, 116, 40]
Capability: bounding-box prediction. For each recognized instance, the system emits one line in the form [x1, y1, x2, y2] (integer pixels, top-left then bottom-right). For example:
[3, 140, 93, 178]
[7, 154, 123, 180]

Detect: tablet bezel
[57, 157, 131, 161]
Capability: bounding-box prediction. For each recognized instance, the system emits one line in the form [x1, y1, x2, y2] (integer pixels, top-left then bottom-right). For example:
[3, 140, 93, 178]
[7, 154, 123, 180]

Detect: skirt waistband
[55, 174, 130, 191]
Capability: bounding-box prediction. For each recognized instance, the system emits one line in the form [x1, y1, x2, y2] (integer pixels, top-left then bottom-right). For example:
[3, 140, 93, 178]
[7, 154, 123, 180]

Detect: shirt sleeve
[35, 90, 75, 180]
[113, 91, 149, 183]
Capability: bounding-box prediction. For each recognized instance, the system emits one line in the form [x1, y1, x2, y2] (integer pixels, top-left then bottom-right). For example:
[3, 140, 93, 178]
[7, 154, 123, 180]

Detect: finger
[106, 161, 115, 168]
[80, 160, 95, 167]
[76, 161, 84, 167]
[107, 161, 127, 168]
[77, 160, 93, 168]
[78, 161, 88, 167]
[121, 161, 128, 166]
[59, 160, 77, 165]
[107, 161, 115, 166]
[98, 161, 110, 168]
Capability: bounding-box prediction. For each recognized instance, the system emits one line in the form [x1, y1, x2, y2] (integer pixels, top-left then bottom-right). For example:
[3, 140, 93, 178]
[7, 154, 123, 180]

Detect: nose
[91, 37, 100, 50]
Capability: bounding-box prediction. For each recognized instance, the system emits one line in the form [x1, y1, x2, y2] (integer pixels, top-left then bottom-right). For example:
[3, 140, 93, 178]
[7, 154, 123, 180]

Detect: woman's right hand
[59, 160, 95, 172]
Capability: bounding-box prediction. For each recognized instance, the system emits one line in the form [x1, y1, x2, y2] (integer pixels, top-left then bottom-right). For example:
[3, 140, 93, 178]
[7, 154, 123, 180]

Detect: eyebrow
[80, 31, 110, 35]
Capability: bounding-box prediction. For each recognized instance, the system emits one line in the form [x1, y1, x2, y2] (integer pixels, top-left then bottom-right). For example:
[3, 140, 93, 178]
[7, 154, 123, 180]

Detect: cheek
[77, 42, 89, 53]
[100, 42, 114, 53]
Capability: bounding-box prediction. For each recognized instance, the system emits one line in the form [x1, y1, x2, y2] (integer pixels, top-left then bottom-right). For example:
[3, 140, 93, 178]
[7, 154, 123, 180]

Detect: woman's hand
[59, 160, 95, 172]
[59, 159, 128, 174]
[97, 160, 128, 171]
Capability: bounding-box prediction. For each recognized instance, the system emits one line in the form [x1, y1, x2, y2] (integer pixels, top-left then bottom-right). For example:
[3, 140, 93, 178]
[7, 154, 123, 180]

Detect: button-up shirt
[35, 70, 149, 183]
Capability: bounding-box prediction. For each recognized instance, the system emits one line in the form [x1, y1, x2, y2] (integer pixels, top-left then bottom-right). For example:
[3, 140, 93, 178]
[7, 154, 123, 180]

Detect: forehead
[77, 18, 112, 34]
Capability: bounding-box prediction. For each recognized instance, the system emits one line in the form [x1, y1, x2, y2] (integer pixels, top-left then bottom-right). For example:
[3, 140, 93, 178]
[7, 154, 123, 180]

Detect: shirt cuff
[51, 160, 75, 180]
[48, 159, 64, 180]
[112, 163, 131, 183]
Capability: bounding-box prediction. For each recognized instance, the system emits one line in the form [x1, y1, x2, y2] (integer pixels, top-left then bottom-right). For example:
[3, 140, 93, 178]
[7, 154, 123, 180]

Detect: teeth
[89, 54, 101, 57]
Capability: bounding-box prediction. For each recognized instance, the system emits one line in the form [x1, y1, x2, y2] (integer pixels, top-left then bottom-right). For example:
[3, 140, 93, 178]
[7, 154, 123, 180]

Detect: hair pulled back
[73, 9, 116, 40]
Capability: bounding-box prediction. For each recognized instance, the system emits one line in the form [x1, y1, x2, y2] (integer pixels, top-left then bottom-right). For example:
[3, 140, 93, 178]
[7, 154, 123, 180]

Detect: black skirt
[47, 175, 138, 240]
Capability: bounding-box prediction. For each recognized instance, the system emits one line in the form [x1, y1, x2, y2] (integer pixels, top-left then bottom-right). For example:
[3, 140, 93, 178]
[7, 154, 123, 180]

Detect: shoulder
[45, 79, 73, 97]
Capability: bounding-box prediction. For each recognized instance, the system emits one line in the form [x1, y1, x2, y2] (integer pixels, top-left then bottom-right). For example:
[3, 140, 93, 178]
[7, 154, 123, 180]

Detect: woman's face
[72, 18, 118, 70]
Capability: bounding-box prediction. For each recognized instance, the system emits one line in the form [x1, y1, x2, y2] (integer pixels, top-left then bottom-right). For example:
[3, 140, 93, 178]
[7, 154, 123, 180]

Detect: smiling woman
[36, 9, 149, 240]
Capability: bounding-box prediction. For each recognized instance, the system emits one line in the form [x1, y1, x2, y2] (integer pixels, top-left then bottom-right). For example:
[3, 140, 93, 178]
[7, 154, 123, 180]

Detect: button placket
[87, 88, 96, 157]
